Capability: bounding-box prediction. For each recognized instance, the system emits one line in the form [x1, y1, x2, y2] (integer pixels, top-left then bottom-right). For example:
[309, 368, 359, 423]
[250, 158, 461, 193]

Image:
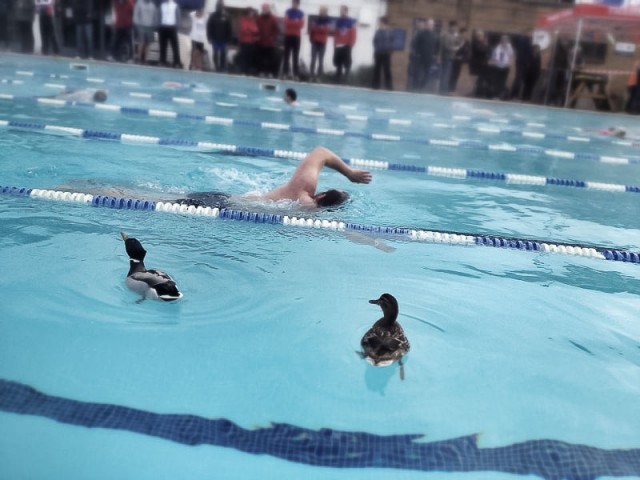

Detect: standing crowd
[1, 0, 638, 111]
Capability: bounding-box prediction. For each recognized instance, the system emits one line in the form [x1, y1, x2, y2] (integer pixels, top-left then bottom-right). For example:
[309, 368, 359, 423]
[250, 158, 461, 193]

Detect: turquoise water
[0, 54, 639, 479]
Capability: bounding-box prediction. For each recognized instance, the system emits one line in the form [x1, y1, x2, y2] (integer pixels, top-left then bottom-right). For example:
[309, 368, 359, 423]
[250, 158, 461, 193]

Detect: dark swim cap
[285, 88, 297, 102]
[93, 90, 108, 102]
[315, 189, 349, 207]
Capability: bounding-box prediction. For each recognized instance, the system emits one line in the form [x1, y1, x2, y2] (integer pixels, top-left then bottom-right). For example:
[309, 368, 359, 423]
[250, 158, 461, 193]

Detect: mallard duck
[357, 293, 410, 380]
[120, 232, 182, 302]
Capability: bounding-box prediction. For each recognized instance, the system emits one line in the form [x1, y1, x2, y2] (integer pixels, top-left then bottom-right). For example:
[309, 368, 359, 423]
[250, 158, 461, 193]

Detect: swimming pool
[0, 53, 639, 479]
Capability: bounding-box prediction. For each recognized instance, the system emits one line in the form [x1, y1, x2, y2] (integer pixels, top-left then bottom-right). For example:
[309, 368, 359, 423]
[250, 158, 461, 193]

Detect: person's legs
[84, 23, 94, 58]
[382, 53, 392, 90]
[439, 60, 452, 94]
[449, 59, 462, 93]
[39, 16, 50, 55]
[158, 26, 168, 65]
[282, 36, 293, 76]
[169, 28, 181, 67]
[372, 53, 382, 89]
[344, 47, 352, 78]
[317, 43, 325, 76]
[212, 45, 219, 70]
[219, 44, 227, 71]
[291, 36, 301, 78]
[310, 42, 318, 77]
[111, 28, 126, 61]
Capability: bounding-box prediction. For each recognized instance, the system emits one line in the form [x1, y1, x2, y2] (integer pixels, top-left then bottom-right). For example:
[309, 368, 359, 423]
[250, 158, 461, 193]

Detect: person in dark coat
[509, 34, 534, 100]
[14, 0, 35, 53]
[522, 43, 541, 101]
[372, 16, 394, 90]
[72, 0, 96, 59]
[207, 0, 233, 72]
[449, 27, 470, 93]
[406, 18, 436, 91]
[469, 29, 490, 97]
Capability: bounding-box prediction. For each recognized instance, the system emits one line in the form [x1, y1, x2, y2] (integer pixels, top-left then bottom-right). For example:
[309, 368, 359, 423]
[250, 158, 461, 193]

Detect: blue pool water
[0, 54, 639, 479]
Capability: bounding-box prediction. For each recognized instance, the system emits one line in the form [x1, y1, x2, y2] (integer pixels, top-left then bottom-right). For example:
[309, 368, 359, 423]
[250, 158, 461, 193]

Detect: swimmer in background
[54, 88, 108, 103]
[175, 146, 371, 209]
[283, 87, 298, 105]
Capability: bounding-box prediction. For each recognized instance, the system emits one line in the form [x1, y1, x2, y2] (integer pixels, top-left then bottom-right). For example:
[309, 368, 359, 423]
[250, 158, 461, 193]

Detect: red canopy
[536, 4, 640, 41]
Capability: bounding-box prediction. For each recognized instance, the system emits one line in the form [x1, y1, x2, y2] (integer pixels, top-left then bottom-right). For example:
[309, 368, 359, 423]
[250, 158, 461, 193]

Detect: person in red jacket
[237, 7, 259, 75]
[333, 5, 357, 83]
[110, 0, 135, 62]
[282, 0, 304, 79]
[256, 3, 280, 77]
[308, 5, 330, 82]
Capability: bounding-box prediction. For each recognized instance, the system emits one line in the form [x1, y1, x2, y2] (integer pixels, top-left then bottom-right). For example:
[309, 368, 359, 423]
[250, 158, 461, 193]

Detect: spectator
[439, 20, 459, 95]
[469, 29, 490, 97]
[308, 5, 330, 82]
[625, 60, 640, 114]
[372, 16, 394, 90]
[0, 0, 9, 51]
[406, 18, 436, 91]
[256, 3, 279, 77]
[110, 0, 135, 62]
[158, 0, 182, 68]
[449, 27, 470, 93]
[237, 7, 258, 75]
[282, 0, 304, 80]
[133, 0, 158, 65]
[189, 8, 207, 70]
[206, 0, 233, 72]
[547, 38, 569, 106]
[14, 0, 36, 54]
[509, 34, 534, 100]
[488, 34, 513, 99]
[72, 0, 96, 59]
[333, 5, 357, 83]
[38, 0, 60, 56]
[522, 43, 541, 101]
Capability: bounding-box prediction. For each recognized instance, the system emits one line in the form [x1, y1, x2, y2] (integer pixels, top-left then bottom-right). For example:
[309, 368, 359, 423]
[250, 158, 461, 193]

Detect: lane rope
[1, 185, 639, 264]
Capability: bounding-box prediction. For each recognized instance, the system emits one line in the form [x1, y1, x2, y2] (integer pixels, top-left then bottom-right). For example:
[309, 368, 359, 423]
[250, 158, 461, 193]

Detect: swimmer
[607, 127, 626, 139]
[284, 88, 298, 105]
[175, 146, 371, 209]
[53, 88, 108, 103]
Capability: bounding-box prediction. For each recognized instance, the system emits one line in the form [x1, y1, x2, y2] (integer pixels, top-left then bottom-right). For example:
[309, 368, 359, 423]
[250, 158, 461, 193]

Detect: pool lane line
[0, 117, 639, 195]
[2, 378, 639, 478]
[1, 185, 639, 264]
[8, 95, 638, 157]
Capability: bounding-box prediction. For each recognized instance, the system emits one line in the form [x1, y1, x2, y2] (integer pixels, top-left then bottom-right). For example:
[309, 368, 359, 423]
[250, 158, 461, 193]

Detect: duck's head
[121, 231, 147, 262]
[369, 293, 399, 322]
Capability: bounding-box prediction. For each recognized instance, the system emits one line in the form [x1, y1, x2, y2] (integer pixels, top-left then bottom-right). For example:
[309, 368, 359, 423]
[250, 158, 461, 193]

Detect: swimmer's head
[314, 189, 350, 208]
[609, 127, 626, 138]
[93, 90, 108, 102]
[284, 88, 297, 104]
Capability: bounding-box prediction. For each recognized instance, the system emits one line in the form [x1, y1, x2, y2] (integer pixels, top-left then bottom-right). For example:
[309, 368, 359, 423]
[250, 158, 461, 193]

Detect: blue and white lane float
[2, 185, 639, 264]
[9, 96, 639, 156]
[0, 118, 639, 195]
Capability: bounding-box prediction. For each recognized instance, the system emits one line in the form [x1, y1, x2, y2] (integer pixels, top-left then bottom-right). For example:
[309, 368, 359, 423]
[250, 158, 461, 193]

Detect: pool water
[0, 54, 639, 480]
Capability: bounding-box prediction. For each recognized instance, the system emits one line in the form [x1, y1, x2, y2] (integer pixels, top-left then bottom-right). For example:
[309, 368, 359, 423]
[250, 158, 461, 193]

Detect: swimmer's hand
[348, 169, 372, 184]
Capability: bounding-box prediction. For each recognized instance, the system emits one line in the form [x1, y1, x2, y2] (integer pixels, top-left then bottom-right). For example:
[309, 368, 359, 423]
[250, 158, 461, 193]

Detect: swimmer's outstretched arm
[310, 146, 372, 184]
